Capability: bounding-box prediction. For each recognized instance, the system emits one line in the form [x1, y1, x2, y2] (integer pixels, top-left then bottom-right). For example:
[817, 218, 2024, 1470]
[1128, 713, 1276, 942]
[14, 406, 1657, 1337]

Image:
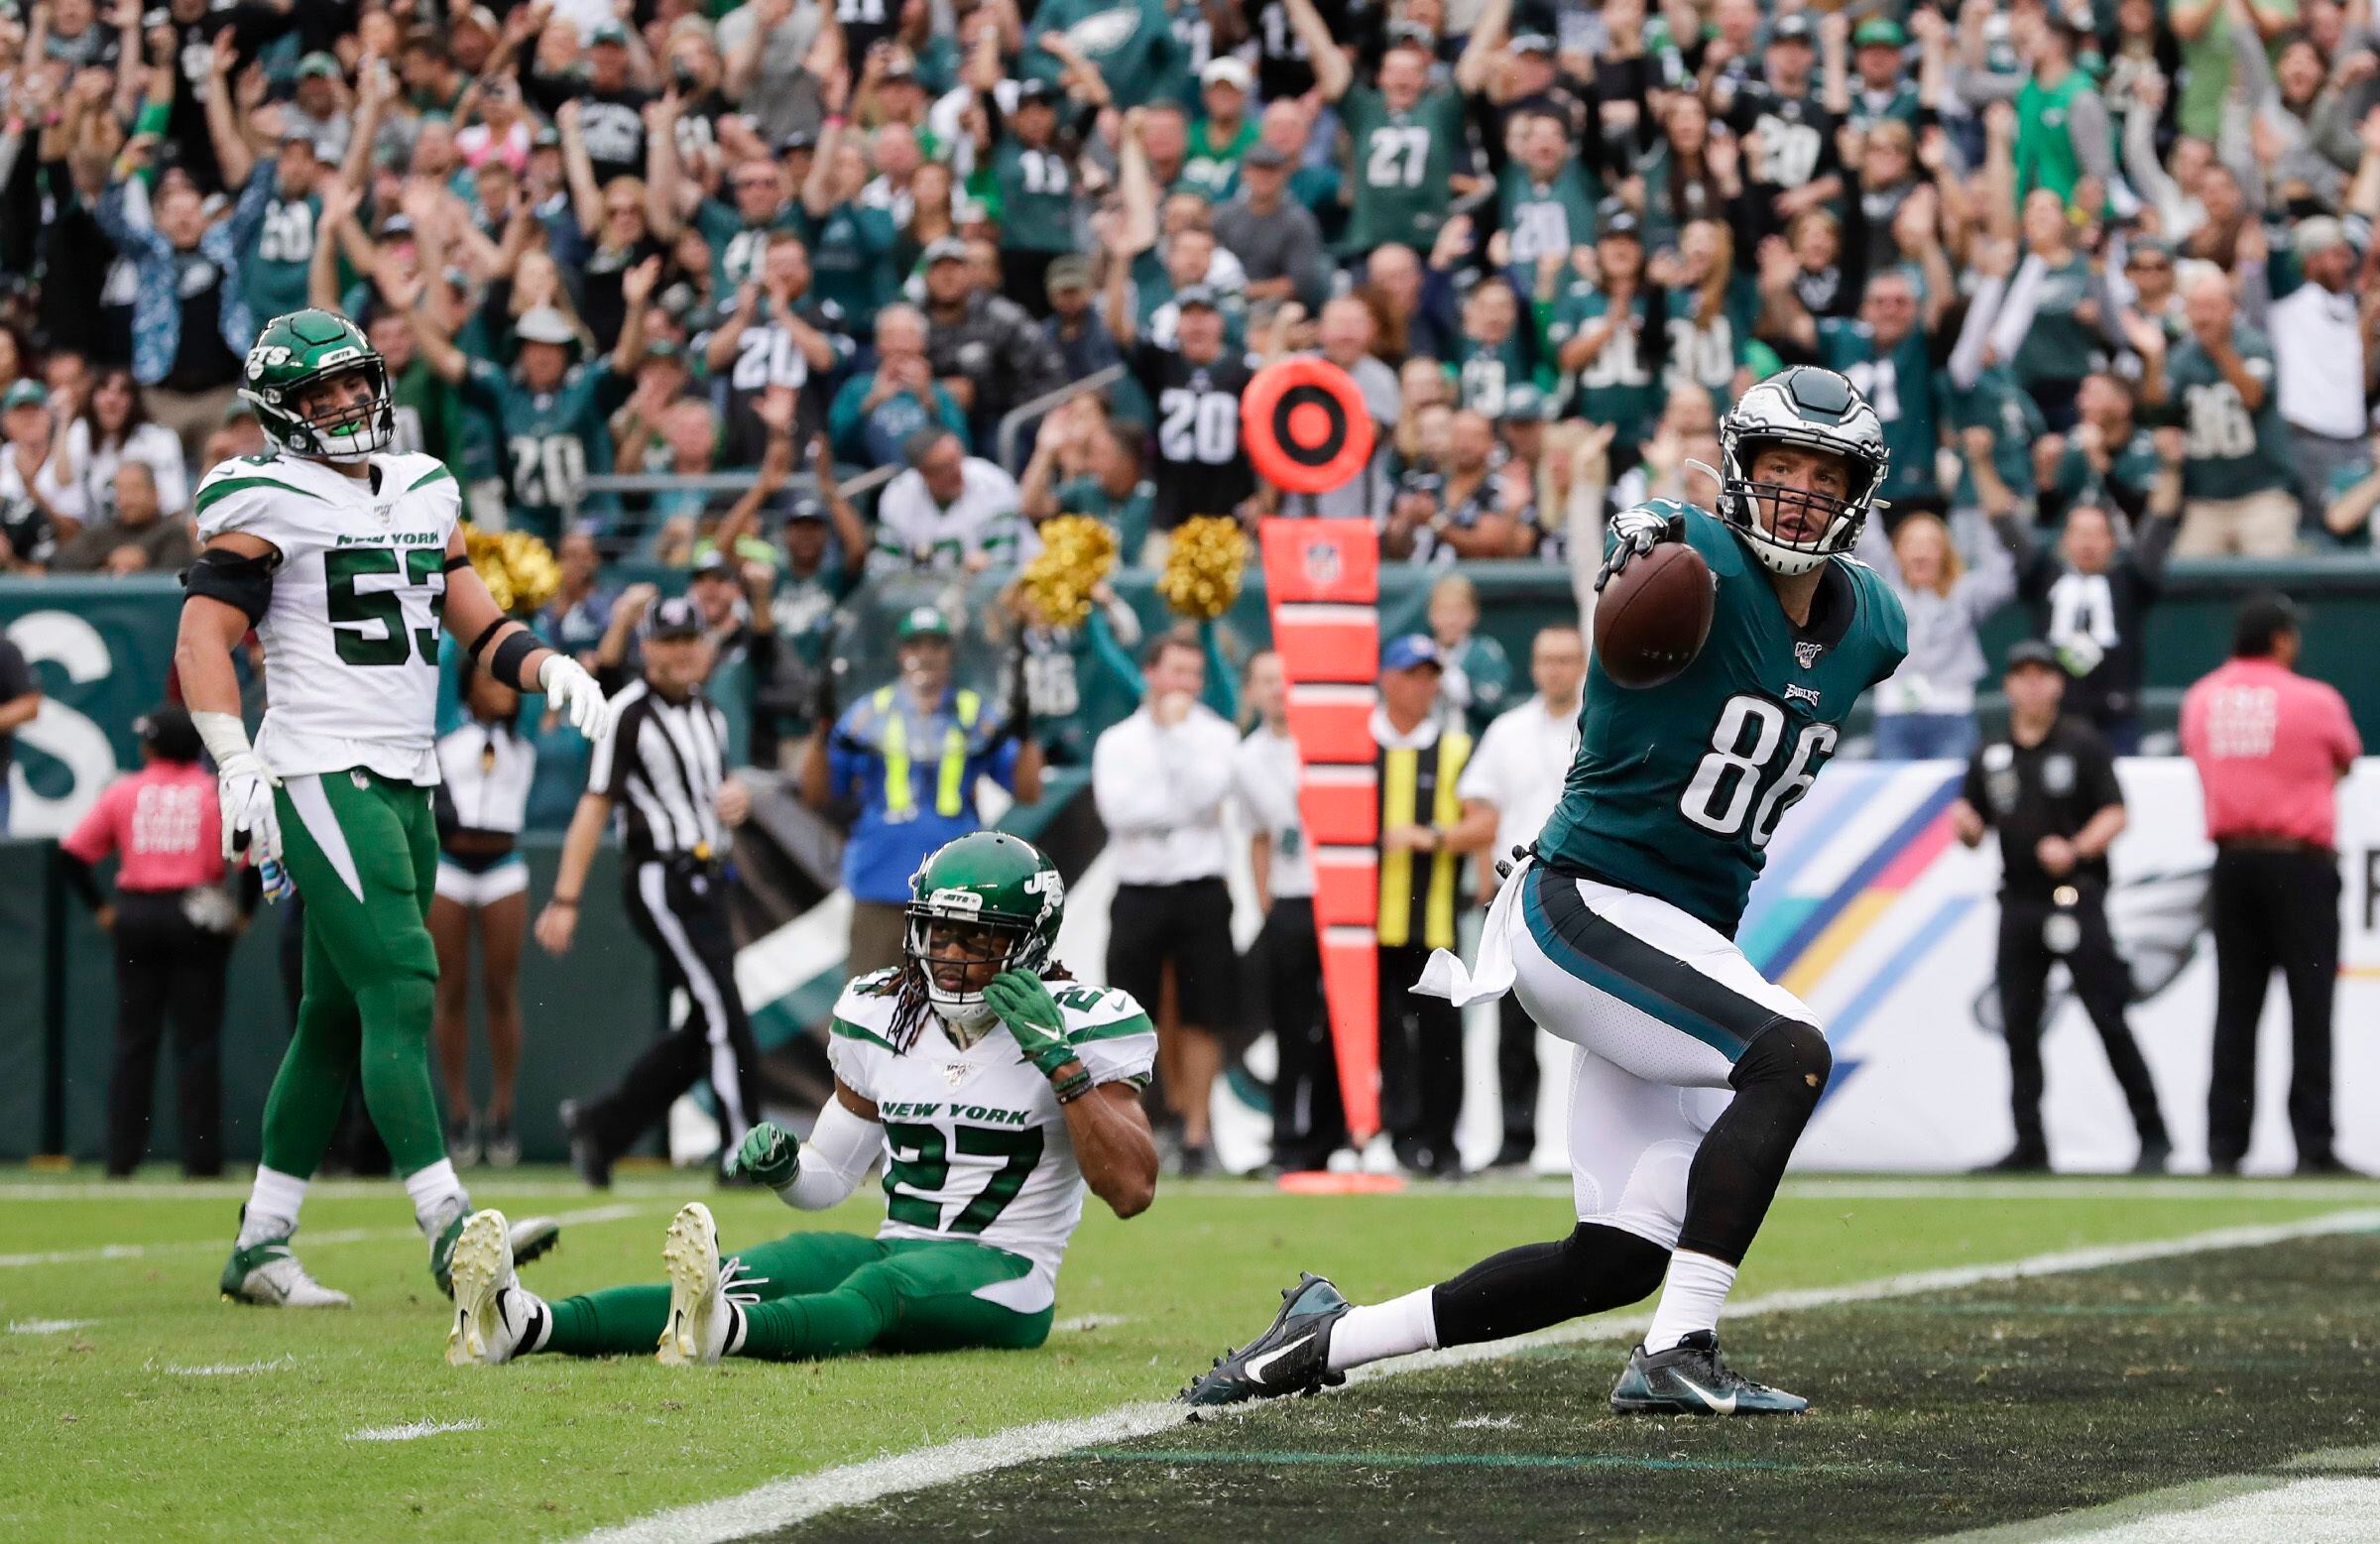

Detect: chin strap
[1683, 458, 1725, 495]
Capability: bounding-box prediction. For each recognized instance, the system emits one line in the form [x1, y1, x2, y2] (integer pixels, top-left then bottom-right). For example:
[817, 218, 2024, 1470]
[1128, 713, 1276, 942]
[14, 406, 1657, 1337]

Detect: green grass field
[4, 1168, 2377, 1542]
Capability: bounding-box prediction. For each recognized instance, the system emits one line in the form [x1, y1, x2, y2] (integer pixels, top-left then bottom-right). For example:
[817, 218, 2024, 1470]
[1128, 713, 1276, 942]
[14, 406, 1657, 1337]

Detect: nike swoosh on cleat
[1243, 1334, 1314, 1385]
[1670, 1372, 1736, 1415]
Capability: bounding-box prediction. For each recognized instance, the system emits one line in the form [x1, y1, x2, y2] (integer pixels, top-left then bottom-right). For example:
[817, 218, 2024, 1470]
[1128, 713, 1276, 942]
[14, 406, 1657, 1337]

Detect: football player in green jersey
[1186, 368, 1907, 1418]
[444, 833, 1160, 1367]
[182, 310, 613, 1309]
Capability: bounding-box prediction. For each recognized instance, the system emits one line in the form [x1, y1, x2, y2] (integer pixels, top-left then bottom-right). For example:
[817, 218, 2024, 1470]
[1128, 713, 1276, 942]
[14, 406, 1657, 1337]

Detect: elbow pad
[182, 547, 279, 624]
[780, 1097, 881, 1211]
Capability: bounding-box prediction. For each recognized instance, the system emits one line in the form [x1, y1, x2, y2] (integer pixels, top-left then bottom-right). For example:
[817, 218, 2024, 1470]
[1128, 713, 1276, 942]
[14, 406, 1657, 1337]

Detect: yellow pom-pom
[1157, 516, 1247, 621]
[1018, 516, 1119, 629]
[466, 525, 562, 619]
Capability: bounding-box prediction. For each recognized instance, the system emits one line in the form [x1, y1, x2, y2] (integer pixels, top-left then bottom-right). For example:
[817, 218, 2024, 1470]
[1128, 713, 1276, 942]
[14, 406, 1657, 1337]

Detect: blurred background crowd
[0, 0, 2372, 1182]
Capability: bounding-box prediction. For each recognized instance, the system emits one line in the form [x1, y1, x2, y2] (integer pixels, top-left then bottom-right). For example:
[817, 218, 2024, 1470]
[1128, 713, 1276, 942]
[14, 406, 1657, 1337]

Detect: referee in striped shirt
[538, 597, 761, 1186]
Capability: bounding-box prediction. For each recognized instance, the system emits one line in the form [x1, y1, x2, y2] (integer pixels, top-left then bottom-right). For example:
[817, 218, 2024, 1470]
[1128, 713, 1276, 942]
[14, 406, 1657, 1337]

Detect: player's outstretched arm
[443, 530, 610, 740]
[727, 1083, 885, 1209]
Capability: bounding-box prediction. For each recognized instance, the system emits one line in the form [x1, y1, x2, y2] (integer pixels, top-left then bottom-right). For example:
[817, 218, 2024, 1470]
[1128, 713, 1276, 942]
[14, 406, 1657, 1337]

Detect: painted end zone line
[572, 1208, 2380, 1544]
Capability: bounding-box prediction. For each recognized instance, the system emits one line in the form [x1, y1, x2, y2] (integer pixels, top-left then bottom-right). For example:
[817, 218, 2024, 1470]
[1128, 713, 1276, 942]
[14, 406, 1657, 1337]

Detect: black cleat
[1180, 1272, 1352, 1407]
[558, 1100, 612, 1190]
[2132, 1137, 2173, 1175]
[1973, 1145, 2051, 1175]
[1610, 1331, 1808, 1416]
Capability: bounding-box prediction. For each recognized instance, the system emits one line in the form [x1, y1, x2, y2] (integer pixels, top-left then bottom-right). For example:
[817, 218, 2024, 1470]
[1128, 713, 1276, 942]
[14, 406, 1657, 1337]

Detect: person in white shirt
[1450, 626, 1586, 1169]
[1091, 631, 1242, 1175]
[1233, 651, 1344, 1172]
[2253, 219, 2374, 532]
[867, 427, 1034, 574]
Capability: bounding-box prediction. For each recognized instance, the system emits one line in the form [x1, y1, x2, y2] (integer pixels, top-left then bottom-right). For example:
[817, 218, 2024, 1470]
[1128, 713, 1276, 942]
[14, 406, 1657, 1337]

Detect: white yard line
[0, 1202, 651, 1269]
[7, 1318, 92, 1334]
[1052, 1314, 1133, 1333]
[572, 1208, 2380, 1544]
[0, 1179, 698, 1203]
[1935, 1449, 2380, 1544]
[158, 1355, 297, 1376]
[347, 1418, 486, 1442]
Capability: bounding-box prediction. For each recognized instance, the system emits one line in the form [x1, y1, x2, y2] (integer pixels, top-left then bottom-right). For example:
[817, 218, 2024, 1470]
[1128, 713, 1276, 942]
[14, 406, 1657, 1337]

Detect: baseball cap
[1045, 255, 1094, 293]
[2004, 639, 2061, 674]
[641, 337, 687, 366]
[1498, 385, 1551, 422]
[590, 20, 630, 46]
[1, 379, 48, 413]
[1243, 142, 1292, 171]
[296, 52, 342, 79]
[1381, 635, 1445, 673]
[781, 494, 827, 525]
[646, 595, 705, 641]
[453, 5, 500, 34]
[689, 549, 736, 581]
[1598, 197, 1642, 240]
[1854, 17, 1907, 48]
[776, 128, 818, 154]
[1201, 57, 1253, 92]
[1508, 32, 1555, 56]
[2293, 215, 2355, 260]
[1013, 77, 1057, 107]
[1768, 13, 1815, 44]
[532, 124, 562, 150]
[881, 56, 917, 82]
[1172, 283, 1220, 311]
[895, 605, 953, 642]
[923, 235, 971, 266]
[514, 306, 579, 345]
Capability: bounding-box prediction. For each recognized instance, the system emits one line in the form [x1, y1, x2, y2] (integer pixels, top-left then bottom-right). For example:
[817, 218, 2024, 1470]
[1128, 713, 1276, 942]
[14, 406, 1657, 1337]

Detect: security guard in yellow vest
[1373, 636, 1488, 1176]
[800, 606, 1044, 974]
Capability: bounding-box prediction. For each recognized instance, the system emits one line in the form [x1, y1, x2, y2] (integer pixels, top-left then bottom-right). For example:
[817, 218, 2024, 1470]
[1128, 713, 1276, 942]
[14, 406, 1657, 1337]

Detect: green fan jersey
[456, 358, 632, 542]
[1181, 115, 1258, 202]
[2048, 426, 2161, 519]
[1816, 317, 1941, 505]
[1545, 285, 1659, 443]
[989, 140, 1080, 255]
[1845, 80, 1923, 134]
[693, 198, 804, 296]
[241, 190, 323, 324]
[1339, 83, 1468, 253]
[1660, 279, 1760, 413]
[797, 200, 900, 334]
[1496, 158, 1600, 275]
[2165, 327, 2290, 501]
[1944, 366, 2045, 511]
[1533, 503, 1908, 937]
[2010, 254, 2098, 389]
[1451, 332, 1534, 418]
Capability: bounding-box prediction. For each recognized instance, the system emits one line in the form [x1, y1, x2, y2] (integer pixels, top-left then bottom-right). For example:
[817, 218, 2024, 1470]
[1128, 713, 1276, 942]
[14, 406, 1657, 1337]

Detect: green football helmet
[239, 308, 397, 463]
[904, 832, 1065, 1028]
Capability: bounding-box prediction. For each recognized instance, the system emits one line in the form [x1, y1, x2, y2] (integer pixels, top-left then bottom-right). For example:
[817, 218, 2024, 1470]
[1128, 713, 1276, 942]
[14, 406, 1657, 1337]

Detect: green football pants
[256, 768, 449, 1179]
[541, 1232, 1053, 1360]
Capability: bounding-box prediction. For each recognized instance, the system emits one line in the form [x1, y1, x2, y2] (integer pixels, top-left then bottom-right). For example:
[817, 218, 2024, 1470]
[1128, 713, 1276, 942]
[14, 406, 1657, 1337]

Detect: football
[1593, 540, 1716, 688]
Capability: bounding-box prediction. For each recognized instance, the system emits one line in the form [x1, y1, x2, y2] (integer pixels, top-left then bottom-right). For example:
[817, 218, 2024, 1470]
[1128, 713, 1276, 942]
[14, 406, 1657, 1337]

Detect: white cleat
[657, 1203, 736, 1366]
[445, 1210, 547, 1366]
[221, 1230, 351, 1308]
[507, 1215, 562, 1267]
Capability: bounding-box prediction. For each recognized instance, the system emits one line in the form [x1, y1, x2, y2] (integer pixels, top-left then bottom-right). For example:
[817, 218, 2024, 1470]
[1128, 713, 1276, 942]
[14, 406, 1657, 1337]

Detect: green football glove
[725, 1120, 800, 1190]
[985, 970, 1076, 1079]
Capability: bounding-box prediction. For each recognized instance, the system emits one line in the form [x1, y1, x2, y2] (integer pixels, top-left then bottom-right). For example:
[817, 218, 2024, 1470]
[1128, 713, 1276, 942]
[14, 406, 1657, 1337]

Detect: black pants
[1261, 898, 1345, 1168]
[1997, 890, 2167, 1153]
[1378, 942, 1462, 1172]
[2206, 847, 2340, 1167]
[1106, 879, 1238, 1029]
[108, 891, 230, 1177]
[1495, 993, 1540, 1162]
[582, 858, 762, 1159]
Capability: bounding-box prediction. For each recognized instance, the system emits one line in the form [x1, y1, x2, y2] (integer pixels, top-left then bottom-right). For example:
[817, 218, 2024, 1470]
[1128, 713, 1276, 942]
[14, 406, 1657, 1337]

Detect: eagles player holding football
[443, 832, 1160, 1367]
[1188, 367, 1908, 1416]
[182, 308, 612, 1308]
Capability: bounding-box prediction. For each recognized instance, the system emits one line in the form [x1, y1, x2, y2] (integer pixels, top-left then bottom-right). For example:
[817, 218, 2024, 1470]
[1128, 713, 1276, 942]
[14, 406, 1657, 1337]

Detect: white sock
[1324, 1287, 1439, 1373]
[1643, 1250, 1737, 1353]
[238, 1167, 309, 1246]
[725, 1303, 748, 1358]
[404, 1159, 468, 1234]
[514, 1290, 553, 1354]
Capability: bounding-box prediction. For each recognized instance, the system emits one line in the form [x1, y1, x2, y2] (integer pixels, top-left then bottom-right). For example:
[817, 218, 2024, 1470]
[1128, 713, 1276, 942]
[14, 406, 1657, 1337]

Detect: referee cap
[896, 605, 953, 642]
[646, 595, 705, 641]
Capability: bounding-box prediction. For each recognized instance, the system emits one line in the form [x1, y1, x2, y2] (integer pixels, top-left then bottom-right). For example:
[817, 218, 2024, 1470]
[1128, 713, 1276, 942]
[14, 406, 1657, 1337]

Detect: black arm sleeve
[182, 547, 277, 624]
[1959, 747, 1990, 824]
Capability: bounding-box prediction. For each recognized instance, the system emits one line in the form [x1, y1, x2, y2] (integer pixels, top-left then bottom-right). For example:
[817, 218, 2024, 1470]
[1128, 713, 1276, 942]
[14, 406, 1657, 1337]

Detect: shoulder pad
[831, 967, 905, 1035]
[193, 457, 328, 543]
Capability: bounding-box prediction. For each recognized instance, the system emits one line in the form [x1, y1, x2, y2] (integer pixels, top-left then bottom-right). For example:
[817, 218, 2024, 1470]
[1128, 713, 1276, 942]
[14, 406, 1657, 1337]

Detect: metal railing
[571, 464, 902, 502]
[994, 364, 1126, 473]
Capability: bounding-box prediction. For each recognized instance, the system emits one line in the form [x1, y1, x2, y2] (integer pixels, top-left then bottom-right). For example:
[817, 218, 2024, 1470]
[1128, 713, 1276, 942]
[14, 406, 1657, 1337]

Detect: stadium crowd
[1, 0, 2374, 1180]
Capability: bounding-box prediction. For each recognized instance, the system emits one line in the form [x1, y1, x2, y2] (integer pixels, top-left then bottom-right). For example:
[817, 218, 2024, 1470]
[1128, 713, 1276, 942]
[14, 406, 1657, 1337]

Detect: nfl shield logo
[1301, 540, 1343, 587]
[1793, 642, 1823, 670]
[942, 1062, 971, 1089]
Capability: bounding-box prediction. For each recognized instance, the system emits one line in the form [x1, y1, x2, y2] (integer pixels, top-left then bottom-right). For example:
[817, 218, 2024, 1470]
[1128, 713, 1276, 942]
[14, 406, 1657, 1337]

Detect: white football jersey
[827, 969, 1157, 1313]
[867, 458, 1036, 574]
[194, 451, 461, 785]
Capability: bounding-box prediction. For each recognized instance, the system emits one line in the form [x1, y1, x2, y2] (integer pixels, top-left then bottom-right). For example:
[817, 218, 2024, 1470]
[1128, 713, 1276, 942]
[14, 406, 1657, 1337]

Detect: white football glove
[1595, 506, 1686, 593]
[215, 749, 284, 868]
[538, 653, 611, 741]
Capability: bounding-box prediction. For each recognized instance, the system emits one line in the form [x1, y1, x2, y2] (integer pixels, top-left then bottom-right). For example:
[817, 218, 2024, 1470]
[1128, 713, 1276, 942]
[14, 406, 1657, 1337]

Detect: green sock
[540, 1287, 673, 1358]
[736, 1284, 893, 1363]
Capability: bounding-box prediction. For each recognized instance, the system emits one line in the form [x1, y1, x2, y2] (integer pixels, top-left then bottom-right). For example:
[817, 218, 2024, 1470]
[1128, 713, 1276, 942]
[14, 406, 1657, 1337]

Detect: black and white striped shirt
[590, 680, 729, 861]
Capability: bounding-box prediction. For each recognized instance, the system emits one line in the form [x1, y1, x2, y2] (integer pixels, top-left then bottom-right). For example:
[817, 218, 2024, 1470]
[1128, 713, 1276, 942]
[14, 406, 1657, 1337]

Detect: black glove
[810, 655, 841, 732]
[1594, 508, 1686, 593]
[1493, 844, 1529, 885]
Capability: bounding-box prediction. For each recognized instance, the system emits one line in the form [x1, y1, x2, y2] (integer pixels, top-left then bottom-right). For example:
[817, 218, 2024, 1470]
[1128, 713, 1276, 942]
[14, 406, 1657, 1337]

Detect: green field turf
[3, 1169, 2376, 1542]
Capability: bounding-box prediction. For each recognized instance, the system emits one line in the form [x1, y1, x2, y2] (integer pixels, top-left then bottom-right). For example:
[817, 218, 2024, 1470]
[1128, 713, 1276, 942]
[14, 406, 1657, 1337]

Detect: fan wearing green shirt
[797, 90, 902, 337]
[649, 95, 802, 298]
[1449, 279, 1538, 421]
[1544, 206, 1664, 456]
[977, 78, 1088, 314]
[1182, 57, 1261, 201]
[1283, 0, 1503, 257]
[1494, 106, 1601, 292]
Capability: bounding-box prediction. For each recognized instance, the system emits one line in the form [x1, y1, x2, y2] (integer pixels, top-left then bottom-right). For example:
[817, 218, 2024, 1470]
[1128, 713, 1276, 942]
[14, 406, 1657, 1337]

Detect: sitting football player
[443, 832, 1159, 1366]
